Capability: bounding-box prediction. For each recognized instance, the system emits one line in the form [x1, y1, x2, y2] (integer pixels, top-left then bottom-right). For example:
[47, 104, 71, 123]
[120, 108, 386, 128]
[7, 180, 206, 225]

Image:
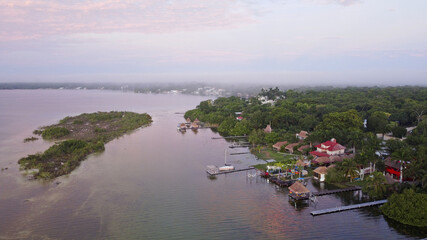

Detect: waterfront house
[285, 142, 299, 154]
[264, 124, 272, 133]
[289, 181, 310, 200]
[179, 123, 187, 131]
[296, 130, 309, 140]
[313, 166, 328, 182]
[194, 118, 200, 124]
[186, 118, 191, 123]
[383, 157, 411, 182]
[273, 141, 288, 151]
[309, 138, 345, 157]
[190, 122, 199, 130]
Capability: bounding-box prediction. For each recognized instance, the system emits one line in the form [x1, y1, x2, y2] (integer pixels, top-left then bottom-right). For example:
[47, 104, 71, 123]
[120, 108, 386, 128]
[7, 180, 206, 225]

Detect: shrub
[381, 189, 427, 227]
[42, 127, 70, 140]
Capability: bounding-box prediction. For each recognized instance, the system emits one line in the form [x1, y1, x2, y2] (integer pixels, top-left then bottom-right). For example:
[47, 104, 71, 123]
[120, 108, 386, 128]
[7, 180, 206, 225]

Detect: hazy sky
[1, 0, 426, 85]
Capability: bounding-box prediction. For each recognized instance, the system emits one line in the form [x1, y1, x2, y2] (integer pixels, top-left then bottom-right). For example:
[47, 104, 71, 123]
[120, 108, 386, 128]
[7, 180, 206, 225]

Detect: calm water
[0, 90, 424, 240]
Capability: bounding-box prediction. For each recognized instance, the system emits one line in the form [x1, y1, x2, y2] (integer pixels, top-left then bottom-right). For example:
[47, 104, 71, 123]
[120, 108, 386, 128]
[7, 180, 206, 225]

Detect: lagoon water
[0, 90, 424, 239]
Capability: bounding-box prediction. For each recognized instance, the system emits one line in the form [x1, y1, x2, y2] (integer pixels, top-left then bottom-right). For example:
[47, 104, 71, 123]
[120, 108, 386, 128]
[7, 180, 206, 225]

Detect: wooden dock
[229, 152, 250, 155]
[310, 200, 388, 216]
[268, 177, 296, 187]
[229, 145, 252, 148]
[312, 186, 362, 196]
[207, 167, 255, 176]
[211, 136, 248, 139]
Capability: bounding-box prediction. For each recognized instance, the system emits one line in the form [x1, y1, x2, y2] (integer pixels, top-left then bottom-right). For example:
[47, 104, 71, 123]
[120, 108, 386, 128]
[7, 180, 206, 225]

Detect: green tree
[367, 111, 390, 136]
[364, 172, 387, 199]
[391, 126, 407, 138]
[248, 129, 265, 146]
[314, 109, 363, 144]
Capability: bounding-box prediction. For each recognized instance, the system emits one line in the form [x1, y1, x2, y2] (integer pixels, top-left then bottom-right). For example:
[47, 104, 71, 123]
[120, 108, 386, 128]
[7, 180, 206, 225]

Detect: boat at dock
[219, 149, 234, 171]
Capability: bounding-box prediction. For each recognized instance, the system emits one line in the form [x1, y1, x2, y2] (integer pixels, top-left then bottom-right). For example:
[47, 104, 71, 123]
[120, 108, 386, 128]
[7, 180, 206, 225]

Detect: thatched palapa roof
[289, 181, 310, 194]
[314, 166, 328, 175]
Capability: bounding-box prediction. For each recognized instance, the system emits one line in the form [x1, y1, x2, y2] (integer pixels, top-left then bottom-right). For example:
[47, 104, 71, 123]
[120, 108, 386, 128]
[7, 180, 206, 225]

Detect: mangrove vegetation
[19, 111, 152, 179]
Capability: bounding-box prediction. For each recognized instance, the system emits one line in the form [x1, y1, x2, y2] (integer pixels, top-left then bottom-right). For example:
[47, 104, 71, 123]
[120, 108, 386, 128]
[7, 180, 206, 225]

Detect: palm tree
[340, 159, 359, 182]
[366, 172, 386, 198]
[391, 147, 413, 183]
[347, 131, 363, 154]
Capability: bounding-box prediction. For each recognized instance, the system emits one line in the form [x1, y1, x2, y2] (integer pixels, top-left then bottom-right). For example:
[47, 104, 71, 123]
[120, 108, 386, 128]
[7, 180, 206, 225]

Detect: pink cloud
[0, 0, 255, 41]
[309, 0, 361, 6]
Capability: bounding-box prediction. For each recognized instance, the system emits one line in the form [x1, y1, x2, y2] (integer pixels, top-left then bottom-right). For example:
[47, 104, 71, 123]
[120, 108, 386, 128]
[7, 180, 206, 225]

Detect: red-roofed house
[309, 138, 345, 157]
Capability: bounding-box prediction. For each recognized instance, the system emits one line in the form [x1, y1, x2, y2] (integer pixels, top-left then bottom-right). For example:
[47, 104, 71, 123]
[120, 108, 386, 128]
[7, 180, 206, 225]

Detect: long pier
[310, 200, 388, 216]
[207, 167, 255, 176]
[211, 136, 248, 139]
[312, 186, 362, 196]
[229, 145, 252, 148]
[230, 152, 250, 155]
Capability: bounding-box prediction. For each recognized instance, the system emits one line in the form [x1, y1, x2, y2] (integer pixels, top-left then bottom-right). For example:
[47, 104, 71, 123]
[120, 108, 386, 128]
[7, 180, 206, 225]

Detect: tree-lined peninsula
[19, 111, 152, 179]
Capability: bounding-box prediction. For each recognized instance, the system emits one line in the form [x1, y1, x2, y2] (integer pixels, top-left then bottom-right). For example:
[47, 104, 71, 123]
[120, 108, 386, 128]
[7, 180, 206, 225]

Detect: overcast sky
[1, 0, 426, 85]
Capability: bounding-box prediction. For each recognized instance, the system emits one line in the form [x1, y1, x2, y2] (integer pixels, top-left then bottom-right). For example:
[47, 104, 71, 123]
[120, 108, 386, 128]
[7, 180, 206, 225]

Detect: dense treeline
[20, 111, 152, 179]
[381, 189, 427, 227]
[185, 87, 426, 142]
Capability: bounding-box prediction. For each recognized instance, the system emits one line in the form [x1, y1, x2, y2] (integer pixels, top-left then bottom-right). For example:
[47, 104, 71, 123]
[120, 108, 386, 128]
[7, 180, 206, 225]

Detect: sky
[1, 0, 426, 86]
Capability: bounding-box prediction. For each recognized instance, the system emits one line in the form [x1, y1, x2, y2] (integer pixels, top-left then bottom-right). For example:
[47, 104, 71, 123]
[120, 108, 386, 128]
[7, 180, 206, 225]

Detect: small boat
[219, 149, 234, 171]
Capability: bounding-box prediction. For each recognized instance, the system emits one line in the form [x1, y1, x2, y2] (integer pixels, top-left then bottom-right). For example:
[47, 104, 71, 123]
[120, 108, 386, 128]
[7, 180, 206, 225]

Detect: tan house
[190, 122, 199, 129]
[296, 130, 309, 140]
[285, 142, 299, 154]
[313, 166, 328, 182]
[272, 141, 288, 151]
[264, 124, 272, 133]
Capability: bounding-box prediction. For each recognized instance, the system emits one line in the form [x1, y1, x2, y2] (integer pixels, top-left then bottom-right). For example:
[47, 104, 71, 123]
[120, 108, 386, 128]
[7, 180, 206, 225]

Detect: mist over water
[0, 90, 422, 239]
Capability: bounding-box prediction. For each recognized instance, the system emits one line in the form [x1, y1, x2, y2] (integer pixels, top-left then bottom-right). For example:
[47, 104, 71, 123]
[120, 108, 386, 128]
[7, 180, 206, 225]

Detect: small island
[19, 111, 152, 179]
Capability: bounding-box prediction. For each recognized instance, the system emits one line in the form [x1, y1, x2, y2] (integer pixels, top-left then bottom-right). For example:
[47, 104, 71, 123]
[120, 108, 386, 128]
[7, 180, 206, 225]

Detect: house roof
[273, 141, 288, 149]
[314, 166, 328, 175]
[186, 118, 191, 123]
[309, 151, 330, 157]
[180, 123, 187, 128]
[285, 142, 299, 150]
[297, 130, 309, 138]
[315, 139, 346, 151]
[289, 181, 310, 194]
[194, 118, 200, 123]
[264, 124, 272, 133]
[191, 122, 199, 128]
[329, 155, 343, 163]
[313, 156, 331, 164]
[384, 157, 401, 169]
[295, 159, 307, 167]
[297, 145, 310, 152]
